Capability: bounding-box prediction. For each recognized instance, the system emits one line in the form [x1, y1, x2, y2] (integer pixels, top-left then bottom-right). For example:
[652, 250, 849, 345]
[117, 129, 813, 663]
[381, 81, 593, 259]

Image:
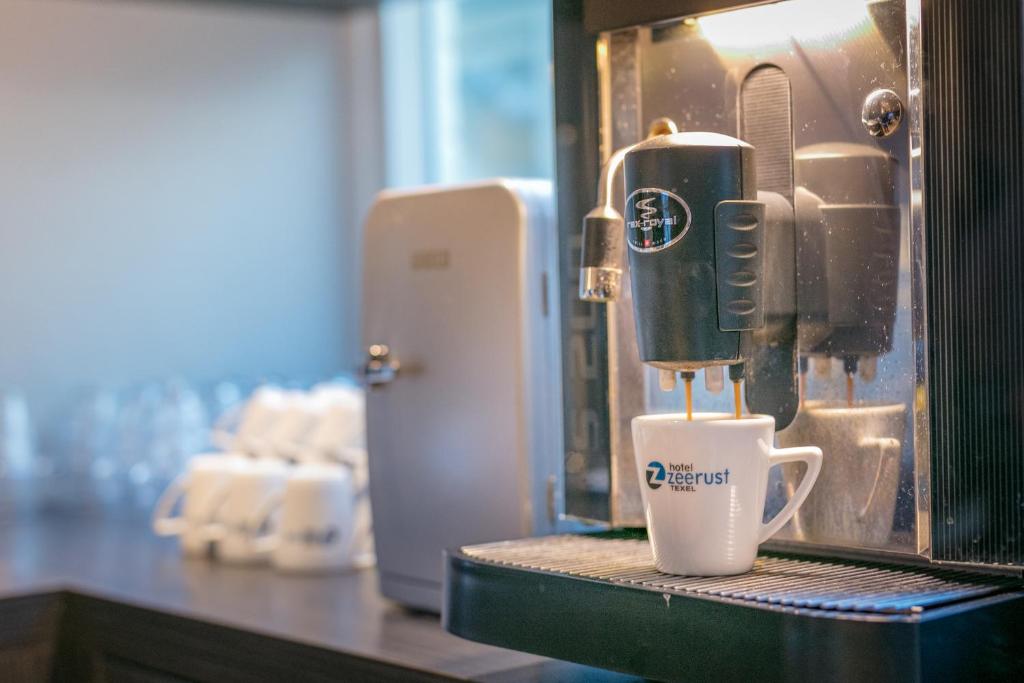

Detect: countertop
[0, 515, 638, 682]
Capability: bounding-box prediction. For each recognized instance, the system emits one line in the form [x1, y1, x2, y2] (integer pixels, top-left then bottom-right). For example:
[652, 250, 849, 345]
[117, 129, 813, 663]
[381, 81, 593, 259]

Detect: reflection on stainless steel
[578, 264, 622, 303]
[795, 143, 901, 362]
[779, 402, 907, 547]
[567, 0, 923, 553]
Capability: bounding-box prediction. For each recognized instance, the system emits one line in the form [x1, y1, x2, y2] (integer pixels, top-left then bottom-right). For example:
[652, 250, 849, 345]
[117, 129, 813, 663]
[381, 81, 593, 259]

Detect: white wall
[0, 0, 381, 421]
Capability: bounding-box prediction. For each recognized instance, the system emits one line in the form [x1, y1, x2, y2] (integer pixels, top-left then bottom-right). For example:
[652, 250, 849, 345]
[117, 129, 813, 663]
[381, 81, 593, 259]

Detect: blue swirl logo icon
[646, 461, 666, 490]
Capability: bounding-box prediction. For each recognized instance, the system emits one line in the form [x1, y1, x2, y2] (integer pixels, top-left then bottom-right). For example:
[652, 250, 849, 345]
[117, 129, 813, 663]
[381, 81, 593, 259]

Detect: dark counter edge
[442, 549, 1024, 682]
[0, 514, 644, 683]
[0, 589, 456, 683]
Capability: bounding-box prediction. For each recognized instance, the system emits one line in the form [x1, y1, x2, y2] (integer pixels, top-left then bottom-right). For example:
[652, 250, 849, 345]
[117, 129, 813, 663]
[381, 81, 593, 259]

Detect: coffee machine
[444, 1, 1023, 677]
[558, 0, 1024, 569]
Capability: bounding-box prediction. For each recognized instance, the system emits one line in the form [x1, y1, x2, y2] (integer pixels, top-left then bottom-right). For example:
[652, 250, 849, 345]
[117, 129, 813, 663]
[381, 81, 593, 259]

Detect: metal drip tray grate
[461, 534, 1018, 615]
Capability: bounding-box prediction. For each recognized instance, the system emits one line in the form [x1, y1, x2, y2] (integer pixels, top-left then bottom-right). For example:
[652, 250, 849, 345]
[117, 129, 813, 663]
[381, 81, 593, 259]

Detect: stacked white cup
[152, 382, 372, 573]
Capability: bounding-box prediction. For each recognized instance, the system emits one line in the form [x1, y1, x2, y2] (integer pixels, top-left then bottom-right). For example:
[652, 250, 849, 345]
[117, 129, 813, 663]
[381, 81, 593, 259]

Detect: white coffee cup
[225, 387, 291, 456]
[207, 458, 289, 564]
[332, 446, 374, 562]
[261, 392, 322, 461]
[632, 413, 822, 576]
[152, 454, 240, 557]
[307, 384, 366, 454]
[253, 462, 366, 573]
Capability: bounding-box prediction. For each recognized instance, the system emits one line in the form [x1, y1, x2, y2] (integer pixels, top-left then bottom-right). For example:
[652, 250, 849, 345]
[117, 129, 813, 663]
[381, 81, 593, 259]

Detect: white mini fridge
[361, 180, 564, 611]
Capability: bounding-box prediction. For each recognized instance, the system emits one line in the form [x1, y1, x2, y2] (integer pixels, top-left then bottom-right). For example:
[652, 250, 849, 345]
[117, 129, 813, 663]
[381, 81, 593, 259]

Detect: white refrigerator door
[363, 182, 533, 595]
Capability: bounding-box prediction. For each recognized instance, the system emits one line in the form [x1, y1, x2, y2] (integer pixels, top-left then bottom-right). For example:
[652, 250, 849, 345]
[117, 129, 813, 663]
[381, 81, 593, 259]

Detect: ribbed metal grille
[741, 65, 793, 201]
[923, 0, 1024, 565]
[462, 535, 1019, 615]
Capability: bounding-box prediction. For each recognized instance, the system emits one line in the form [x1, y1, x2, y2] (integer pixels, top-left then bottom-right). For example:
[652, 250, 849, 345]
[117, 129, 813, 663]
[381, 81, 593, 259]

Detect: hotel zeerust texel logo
[645, 461, 667, 489]
[645, 460, 731, 493]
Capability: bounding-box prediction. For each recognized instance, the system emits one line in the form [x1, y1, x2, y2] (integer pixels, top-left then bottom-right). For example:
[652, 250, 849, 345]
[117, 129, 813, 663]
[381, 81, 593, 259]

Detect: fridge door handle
[364, 344, 400, 387]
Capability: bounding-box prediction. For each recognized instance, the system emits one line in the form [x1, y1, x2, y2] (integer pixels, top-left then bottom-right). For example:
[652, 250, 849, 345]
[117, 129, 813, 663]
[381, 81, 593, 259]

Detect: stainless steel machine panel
[570, 0, 927, 557]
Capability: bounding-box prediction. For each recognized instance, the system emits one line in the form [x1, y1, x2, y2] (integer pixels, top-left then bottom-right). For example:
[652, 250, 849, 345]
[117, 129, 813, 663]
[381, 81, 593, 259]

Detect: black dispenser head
[623, 132, 766, 371]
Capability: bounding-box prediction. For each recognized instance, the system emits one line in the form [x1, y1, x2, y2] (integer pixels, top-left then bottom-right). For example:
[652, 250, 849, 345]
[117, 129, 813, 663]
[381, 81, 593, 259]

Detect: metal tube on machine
[579, 118, 679, 304]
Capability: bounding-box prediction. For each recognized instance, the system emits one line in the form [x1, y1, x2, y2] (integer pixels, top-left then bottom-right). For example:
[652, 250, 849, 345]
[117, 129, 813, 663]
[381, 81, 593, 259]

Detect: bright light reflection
[697, 0, 871, 57]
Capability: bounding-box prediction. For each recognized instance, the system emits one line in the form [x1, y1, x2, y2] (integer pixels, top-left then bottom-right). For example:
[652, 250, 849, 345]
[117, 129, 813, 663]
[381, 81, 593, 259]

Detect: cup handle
[248, 491, 284, 555]
[759, 444, 823, 544]
[857, 437, 900, 519]
[201, 484, 236, 543]
[152, 473, 190, 537]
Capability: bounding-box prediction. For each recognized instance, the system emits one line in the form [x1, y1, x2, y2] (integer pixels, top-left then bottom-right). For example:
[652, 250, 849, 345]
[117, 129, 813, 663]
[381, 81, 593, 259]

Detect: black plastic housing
[623, 132, 760, 371]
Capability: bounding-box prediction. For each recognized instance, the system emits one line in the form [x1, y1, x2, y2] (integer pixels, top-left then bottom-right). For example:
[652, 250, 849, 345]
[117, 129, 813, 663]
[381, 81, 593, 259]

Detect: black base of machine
[443, 532, 1024, 682]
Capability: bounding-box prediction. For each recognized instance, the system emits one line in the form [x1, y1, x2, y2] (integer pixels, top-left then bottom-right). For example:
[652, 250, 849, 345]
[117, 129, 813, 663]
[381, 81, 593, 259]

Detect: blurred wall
[0, 0, 381, 421]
